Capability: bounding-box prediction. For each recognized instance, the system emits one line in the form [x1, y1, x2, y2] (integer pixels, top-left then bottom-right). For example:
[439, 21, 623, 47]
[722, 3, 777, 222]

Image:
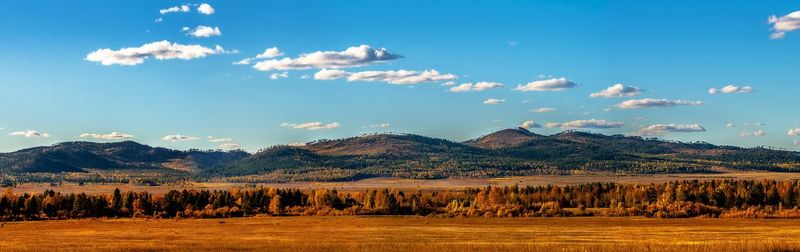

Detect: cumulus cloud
[253, 45, 402, 71]
[85, 40, 226, 66]
[313, 69, 457, 85]
[725, 123, 735, 128]
[789, 128, 800, 137]
[482, 98, 506, 105]
[270, 72, 289, 80]
[9, 130, 50, 138]
[187, 25, 221, 38]
[768, 11, 800, 39]
[531, 107, 556, 113]
[281, 122, 340, 130]
[550, 119, 625, 129]
[708, 85, 754, 95]
[197, 3, 215, 15]
[162, 134, 198, 142]
[615, 98, 703, 109]
[590, 83, 643, 98]
[519, 120, 541, 129]
[514, 77, 577, 92]
[448, 82, 503, 92]
[740, 130, 766, 138]
[79, 132, 134, 140]
[636, 124, 706, 136]
[159, 5, 190, 14]
[257, 47, 283, 59]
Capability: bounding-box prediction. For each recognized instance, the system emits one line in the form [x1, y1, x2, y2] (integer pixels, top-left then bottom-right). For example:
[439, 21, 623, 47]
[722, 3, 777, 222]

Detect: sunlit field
[2, 216, 799, 252]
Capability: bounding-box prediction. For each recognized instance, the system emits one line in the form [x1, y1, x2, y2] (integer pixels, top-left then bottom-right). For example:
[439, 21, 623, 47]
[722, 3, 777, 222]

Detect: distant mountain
[205, 130, 800, 182]
[0, 141, 249, 173]
[3, 130, 800, 183]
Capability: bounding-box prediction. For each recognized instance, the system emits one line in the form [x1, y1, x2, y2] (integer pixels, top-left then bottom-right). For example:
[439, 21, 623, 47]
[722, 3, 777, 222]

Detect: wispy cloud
[314, 69, 457, 85]
[363, 123, 391, 129]
[80, 132, 134, 140]
[768, 11, 800, 39]
[708, 85, 754, 95]
[636, 124, 705, 136]
[9, 130, 50, 138]
[449, 82, 503, 92]
[740, 130, 766, 138]
[159, 5, 190, 14]
[270, 72, 289, 80]
[482, 98, 506, 105]
[531, 107, 556, 113]
[85, 40, 226, 66]
[253, 45, 402, 71]
[281, 122, 340, 130]
[546, 119, 624, 129]
[162, 134, 198, 142]
[615, 98, 703, 109]
[515, 77, 577, 92]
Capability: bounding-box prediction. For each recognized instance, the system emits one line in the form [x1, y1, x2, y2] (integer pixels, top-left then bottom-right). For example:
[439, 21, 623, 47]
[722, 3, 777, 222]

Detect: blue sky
[1, 0, 800, 152]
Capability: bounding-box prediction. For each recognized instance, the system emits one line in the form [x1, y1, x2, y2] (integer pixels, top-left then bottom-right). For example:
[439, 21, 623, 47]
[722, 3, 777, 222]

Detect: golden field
[11, 171, 800, 195]
[2, 216, 800, 251]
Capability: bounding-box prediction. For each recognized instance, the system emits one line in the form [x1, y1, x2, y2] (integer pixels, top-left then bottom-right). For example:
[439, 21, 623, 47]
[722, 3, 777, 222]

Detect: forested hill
[2, 129, 800, 182]
[204, 128, 800, 181]
[0, 141, 249, 173]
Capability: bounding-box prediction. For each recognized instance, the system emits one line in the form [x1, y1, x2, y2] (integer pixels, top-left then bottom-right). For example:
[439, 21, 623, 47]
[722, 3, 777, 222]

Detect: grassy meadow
[2, 216, 800, 251]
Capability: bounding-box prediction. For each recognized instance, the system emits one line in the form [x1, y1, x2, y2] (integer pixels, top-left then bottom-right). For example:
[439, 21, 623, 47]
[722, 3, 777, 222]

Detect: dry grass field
[2, 216, 800, 251]
[11, 171, 800, 195]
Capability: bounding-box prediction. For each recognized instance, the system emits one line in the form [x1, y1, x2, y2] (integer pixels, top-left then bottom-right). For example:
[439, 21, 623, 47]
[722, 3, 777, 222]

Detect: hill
[2, 130, 800, 183]
[0, 141, 249, 174]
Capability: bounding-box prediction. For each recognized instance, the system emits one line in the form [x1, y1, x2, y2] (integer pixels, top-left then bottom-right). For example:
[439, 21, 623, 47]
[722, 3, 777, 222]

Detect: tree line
[2, 179, 800, 221]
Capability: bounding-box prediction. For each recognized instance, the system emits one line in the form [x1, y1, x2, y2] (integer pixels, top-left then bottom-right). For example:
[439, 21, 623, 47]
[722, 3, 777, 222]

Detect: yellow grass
[11, 171, 800, 195]
[1, 216, 799, 251]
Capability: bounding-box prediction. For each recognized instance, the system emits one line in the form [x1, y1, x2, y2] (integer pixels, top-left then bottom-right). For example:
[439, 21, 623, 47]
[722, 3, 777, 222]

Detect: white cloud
[155, 17, 163, 23]
[364, 123, 391, 129]
[159, 5, 190, 14]
[207, 136, 232, 143]
[615, 98, 703, 109]
[270, 72, 289, 80]
[531, 107, 556, 113]
[590, 83, 643, 98]
[281, 122, 340, 130]
[768, 11, 800, 39]
[314, 69, 457, 85]
[482, 98, 506, 105]
[85, 40, 225, 66]
[257, 47, 283, 59]
[441, 81, 456, 86]
[515, 77, 577, 92]
[708, 85, 754, 95]
[314, 69, 350, 80]
[9, 130, 50, 138]
[162, 134, 198, 142]
[197, 3, 215, 15]
[725, 122, 735, 128]
[740, 130, 766, 138]
[550, 119, 625, 129]
[788, 128, 800, 137]
[219, 143, 242, 150]
[636, 124, 706, 136]
[233, 58, 252, 65]
[519, 120, 541, 129]
[187, 26, 221, 38]
[253, 45, 402, 71]
[448, 82, 503, 92]
[80, 132, 134, 140]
